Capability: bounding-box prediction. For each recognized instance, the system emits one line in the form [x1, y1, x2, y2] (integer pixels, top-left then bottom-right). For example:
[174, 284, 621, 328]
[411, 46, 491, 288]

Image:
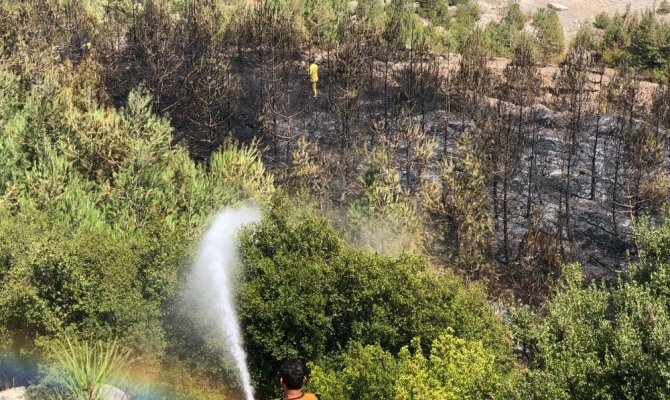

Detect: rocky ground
[0, 387, 25, 400]
[0, 385, 129, 400]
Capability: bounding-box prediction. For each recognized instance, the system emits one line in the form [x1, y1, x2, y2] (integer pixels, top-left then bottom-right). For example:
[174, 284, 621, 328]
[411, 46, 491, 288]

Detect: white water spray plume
[187, 206, 261, 400]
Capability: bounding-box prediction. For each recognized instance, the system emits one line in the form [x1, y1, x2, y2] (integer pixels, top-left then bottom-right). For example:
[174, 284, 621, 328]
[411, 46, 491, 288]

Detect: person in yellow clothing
[308, 57, 319, 98]
[279, 359, 319, 400]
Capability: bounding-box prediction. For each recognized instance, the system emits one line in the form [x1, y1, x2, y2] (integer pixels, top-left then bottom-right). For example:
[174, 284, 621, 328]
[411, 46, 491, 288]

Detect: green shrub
[572, 24, 601, 52]
[630, 11, 666, 71]
[446, 0, 482, 48]
[512, 239, 670, 399]
[237, 197, 512, 396]
[347, 147, 423, 254]
[385, 0, 424, 47]
[631, 215, 670, 300]
[483, 1, 526, 57]
[485, 21, 513, 58]
[419, 0, 450, 28]
[0, 212, 172, 355]
[601, 15, 631, 65]
[0, 66, 23, 123]
[0, 57, 274, 390]
[511, 32, 540, 64]
[593, 11, 612, 30]
[310, 333, 517, 400]
[658, 0, 670, 15]
[38, 336, 133, 400]
[503, 1, 525, 32]
[355, 0, 387, 35]
[602, 47, 632, 67]
[309, 343, 399, 400]
[532, 8, 564, 62]
[453, 0, 479, 27]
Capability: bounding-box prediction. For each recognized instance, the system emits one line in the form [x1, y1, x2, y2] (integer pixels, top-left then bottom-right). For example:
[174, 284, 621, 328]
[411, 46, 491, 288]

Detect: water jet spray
[186, 206, 260, 400]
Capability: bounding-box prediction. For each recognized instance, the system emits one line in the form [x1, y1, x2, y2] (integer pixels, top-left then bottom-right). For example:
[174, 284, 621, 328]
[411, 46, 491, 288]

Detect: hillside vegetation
[1, 0, 670, 399]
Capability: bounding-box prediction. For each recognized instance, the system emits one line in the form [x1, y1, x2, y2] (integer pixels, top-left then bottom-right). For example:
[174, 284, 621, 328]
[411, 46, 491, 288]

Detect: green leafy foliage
[592, 10, 670, 80]
[310, 332, 516, 400]
[512, 232, 670, 399]
[237, 197, 512, 396]
[418, 0, 450, 28]
[0, 53, 274, 391]
[422, 128, 495, 279]
[485, 1, 527, 58]
[450, 1, 480, 47]
[594, 12, 612, 30]
[0, 212, 175, 355]
[347, 146, 423, 254]
[531, 8, 564, 62]
[659, 0, 670, 15]
[503, 2, 525, 32]
[355, 0, 387, 36]
[572, 24, 601, 52]
[38, 336, 133, 400]
[630, 11, 669, 73]
[631, 215, 670, 302]
[385, 0, 424, 48]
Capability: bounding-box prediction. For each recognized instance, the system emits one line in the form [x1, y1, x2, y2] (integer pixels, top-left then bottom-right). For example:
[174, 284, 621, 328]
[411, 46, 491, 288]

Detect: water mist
[186, 206, 260, 400]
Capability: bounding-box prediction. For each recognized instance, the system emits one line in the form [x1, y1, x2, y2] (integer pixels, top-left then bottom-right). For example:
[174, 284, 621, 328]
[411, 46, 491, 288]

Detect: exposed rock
[0, 385, 127, 400]
[99, 384, 129, 400]
[0, 387, 26, 400]
[531, 104, 555, 124]
[548, 3, 568, 11]
[521, 24, 536, 36]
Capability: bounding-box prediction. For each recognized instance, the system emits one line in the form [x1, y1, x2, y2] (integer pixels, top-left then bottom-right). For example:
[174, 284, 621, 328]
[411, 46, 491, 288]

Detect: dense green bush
[572, 24, 600, 52]
[385, 0, 424, 47]
[485, 1, 527, 58]
[658, 0, 670, 15]
[503, 2, 525, 32]
[237, 197, 512, 396]
[355, 0, 387, 35]
[531, 8, 564, 62]
[511, 219, 670, 399]
[630, 11, 668, 72]
[631, 216, 670, 304]
[0, 213, 177, 355]
[593, 12, 612, 30]
[289, 212, 670, 400]
[0, 55, 274, 389]
[310, 333, 518, 400]
[592, 10, 670, 80]
[347, 147, 423, 254]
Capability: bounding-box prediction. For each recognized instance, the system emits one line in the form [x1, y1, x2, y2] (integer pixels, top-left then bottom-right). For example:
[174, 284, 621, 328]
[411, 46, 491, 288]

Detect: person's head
[309, 56, 315, 64]
[279, 359, 308, 391]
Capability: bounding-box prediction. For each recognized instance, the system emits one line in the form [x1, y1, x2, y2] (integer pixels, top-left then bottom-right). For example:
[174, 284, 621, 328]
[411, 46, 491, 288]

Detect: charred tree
[555, 48, 592, 241]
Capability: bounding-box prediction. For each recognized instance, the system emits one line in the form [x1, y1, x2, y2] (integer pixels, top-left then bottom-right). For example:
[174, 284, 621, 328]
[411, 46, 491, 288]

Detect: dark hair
[309, 57, 315, 63]
[280, 359, 308, 390]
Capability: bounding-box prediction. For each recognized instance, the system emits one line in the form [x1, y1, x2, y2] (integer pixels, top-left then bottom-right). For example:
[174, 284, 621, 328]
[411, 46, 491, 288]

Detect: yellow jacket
[309, 63, 318, 82]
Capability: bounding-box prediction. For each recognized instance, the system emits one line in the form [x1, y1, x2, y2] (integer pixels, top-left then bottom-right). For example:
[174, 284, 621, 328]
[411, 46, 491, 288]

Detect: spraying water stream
[187, 206, 260, 400]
